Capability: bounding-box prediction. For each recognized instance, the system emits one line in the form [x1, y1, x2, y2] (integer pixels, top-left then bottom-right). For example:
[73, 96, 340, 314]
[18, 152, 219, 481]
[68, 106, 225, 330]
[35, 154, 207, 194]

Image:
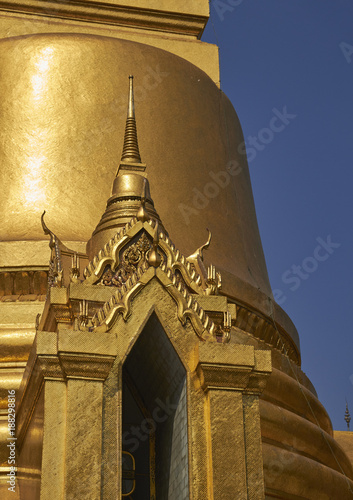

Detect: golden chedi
[0, 1, 352, 499]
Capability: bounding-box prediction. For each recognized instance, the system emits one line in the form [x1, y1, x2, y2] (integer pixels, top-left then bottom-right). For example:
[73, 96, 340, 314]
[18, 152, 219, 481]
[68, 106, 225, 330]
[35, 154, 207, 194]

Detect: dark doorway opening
[122, 313, 189, 499]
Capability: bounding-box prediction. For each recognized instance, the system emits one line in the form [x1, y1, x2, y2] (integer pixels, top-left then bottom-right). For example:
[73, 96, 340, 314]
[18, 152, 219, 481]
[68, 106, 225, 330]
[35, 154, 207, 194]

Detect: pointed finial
[41, 211, 56, 249]
[120, 75, 142, 164]
[148, 222, 162, 268]
[187, 229, 212, 265]
[345, 401, 351, 431]
[137, 179, 149, 222]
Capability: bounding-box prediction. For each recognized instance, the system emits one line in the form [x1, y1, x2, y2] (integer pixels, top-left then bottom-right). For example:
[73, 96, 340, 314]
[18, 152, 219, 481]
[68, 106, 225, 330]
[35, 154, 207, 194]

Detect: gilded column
[16, 330, 116, 500]
[197, 343, 271, 499]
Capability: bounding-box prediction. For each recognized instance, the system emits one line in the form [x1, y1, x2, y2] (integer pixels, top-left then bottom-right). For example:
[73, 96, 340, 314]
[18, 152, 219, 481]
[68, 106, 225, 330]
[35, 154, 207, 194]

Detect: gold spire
[120, 75, 142, 164]
[345, 401, 351, 431]
[86, 75, 165, 260]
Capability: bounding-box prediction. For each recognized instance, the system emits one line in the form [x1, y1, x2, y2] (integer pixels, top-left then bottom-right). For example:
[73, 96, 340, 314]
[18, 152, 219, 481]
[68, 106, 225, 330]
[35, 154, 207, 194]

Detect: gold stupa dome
[1, 31, 352, 498]
[0, 34, 272, 301]
[0, 32, 301, 354]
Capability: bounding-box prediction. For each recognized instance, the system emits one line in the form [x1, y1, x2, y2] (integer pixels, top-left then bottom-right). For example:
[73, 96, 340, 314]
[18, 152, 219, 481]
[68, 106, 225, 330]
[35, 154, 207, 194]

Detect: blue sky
[203, 1, 353, 431]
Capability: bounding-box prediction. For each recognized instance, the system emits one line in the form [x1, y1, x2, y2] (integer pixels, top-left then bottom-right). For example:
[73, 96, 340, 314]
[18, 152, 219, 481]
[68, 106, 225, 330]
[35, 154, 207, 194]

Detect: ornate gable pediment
[84, 216, 207, 293]
[83, 215, 230, 342]
[38, 207, 232, 343]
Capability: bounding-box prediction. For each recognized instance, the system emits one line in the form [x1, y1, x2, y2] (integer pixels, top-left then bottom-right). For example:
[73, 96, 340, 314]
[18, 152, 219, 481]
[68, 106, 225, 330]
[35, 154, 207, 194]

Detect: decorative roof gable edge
[83, 215, 206, 295]
[92, 266, 216, 342]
